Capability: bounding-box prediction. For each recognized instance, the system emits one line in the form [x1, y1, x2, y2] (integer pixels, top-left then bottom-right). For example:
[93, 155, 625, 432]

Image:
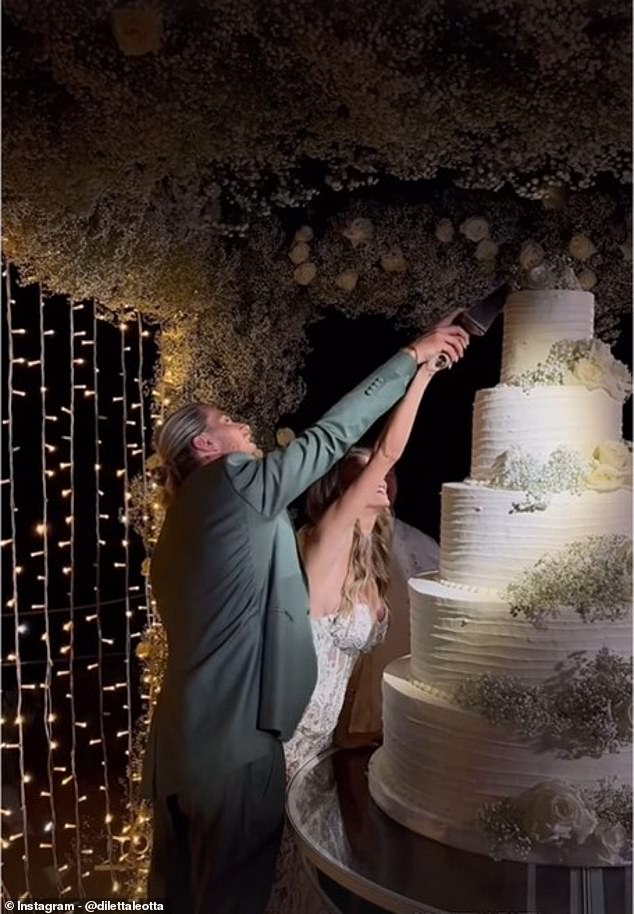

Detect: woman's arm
[318, 323, 468, 534]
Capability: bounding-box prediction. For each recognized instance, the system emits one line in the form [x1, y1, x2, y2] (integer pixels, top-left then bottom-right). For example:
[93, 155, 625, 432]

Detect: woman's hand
[404, 322, 469, 368]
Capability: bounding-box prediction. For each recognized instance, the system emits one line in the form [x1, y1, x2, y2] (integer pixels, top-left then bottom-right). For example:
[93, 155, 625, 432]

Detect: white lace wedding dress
[264, 603, 388, 914]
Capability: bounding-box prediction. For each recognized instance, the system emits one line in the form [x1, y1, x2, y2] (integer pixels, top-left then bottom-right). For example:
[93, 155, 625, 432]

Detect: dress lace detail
[264, 604, 387, 914]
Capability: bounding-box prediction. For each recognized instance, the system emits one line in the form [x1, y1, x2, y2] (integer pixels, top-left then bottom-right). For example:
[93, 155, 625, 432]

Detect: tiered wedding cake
[369, 289, 633, 866]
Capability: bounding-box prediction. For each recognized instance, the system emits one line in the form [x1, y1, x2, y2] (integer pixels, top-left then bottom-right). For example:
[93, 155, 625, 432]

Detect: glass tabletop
[287, 748, 632, 914]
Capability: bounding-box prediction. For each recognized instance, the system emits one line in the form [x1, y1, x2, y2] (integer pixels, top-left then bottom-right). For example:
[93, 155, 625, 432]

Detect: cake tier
[439, 483, 631, 589]
[369, 658, 631, 866]
[409, 574, 632, 691]
[500, 290, 594, 382]
[471, 386, 622, 478]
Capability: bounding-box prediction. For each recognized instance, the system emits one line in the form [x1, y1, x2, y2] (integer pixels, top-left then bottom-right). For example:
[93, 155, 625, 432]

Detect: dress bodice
[283, 603, 388, 780]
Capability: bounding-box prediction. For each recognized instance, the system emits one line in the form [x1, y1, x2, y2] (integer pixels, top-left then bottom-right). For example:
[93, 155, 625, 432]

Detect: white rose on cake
[593, 822, 628, 865]
[568, 357, 604, 389]
[593, 441, 631, 475]
[584, 462, 623, 492]
[514, 781, 598, 846]
[587, 340, 633, 401]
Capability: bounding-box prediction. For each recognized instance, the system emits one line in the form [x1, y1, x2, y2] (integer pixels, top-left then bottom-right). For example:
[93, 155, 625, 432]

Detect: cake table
[287, 748, 632, 914]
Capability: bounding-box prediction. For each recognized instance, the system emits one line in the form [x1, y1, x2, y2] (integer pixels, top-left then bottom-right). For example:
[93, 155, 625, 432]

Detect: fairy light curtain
[1, 266, 156, 900]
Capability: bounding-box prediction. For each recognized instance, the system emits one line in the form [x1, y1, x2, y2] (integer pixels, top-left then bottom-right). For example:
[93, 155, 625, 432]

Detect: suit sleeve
[224, 350, 417, 517]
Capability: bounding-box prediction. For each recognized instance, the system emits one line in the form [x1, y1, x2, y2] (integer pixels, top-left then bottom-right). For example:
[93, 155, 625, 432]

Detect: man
[142, 320, 467, 914]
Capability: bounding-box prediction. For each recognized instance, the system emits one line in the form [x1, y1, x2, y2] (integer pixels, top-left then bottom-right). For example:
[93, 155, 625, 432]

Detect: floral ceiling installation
[3, 0, 632, 436]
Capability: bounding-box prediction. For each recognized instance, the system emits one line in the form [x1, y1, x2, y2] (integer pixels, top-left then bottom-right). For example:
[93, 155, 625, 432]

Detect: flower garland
[475, 438, 632, 513]
[479, 779, 632, 865]
[508, 339, 632, 403]
[504, 535, 632, 627]
[455, 648, 632, 758]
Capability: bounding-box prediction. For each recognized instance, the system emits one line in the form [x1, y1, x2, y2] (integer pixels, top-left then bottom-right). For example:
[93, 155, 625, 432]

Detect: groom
[142, 320, 467, 914]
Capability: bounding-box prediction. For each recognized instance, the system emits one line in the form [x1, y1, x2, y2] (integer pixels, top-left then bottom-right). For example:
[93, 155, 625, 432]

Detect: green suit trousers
[148, 741, 285, 914]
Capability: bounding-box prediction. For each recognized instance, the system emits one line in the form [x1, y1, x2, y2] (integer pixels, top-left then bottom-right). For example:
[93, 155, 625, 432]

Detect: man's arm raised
[224, 322, 465, 517]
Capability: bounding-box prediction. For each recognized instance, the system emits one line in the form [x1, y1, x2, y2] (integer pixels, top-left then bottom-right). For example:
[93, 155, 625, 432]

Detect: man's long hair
[304, 447, 393, 615]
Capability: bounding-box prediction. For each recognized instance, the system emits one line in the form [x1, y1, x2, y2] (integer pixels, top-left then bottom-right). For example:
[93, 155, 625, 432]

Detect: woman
[266, 325, 468, 913]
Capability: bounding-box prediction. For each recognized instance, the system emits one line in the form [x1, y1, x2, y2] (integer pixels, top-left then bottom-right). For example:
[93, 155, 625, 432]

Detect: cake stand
[287, 748, 632, 914]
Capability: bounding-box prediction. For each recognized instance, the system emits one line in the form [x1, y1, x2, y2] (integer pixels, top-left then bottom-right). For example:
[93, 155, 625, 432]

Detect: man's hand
[404, 322, 469, 368]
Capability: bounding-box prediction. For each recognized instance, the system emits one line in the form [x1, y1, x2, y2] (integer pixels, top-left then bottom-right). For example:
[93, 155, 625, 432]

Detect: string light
[93, 303, 115, 883]
[137, 314, 155, 628]
[38, 284, 62, 889]
[67, 302, 85, 897]
[2, 276, 157, 899]
[120, 322, 134, 813]
[5, 263, 32, 896]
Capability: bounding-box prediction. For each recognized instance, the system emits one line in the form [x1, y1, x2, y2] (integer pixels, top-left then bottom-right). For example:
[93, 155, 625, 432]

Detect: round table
[287, 748, 632, 914]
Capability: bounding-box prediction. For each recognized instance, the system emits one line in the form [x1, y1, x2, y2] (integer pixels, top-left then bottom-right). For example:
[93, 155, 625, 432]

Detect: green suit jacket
[141, 350, 416, 807]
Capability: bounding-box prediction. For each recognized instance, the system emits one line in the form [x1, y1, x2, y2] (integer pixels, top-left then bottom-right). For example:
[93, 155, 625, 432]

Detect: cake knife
[433, 282, 510, 371]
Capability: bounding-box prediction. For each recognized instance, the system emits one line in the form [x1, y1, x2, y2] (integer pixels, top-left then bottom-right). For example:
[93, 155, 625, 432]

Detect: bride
[265, 323, 468, 913]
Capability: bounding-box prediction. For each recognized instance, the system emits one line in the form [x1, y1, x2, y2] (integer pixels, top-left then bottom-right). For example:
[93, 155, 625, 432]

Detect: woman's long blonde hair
[305, 447, 394, 615]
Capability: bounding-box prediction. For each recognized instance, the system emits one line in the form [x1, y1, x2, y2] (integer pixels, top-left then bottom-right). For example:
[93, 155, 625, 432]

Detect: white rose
[112, 6, 162, 56]
[569, 234, 596, 262]
[342, 218, 374, 248]
[593, 440, 631, 474]
[380, 248, 408, 273]
[587, 342, 633, 400]
[519, 241, 544, 271]
[571, 357, 604, 388]
[459, 217, 490, 242]
[540, 184, 567, 211]
[293, 262, 317, 285]
[288, 242, 310, 265]
[587, 339, 613, 366]
[335, 269, 359, 292]
[275, 427, 295, 448]
[294, 225, 314, 243]
[594, 822, 627, 865]
[526, 264, 555, 289]
[435, 218, 455, 243]
[585, 462, 623, 492]
[577, 269, 597, 291]
[515, 781, 598, 846]
[475, 239, 499, 261]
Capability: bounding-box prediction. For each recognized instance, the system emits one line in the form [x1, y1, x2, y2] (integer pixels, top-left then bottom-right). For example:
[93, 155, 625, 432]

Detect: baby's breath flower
[508, 339, 632, 404]
[456, 648, 632, 757]
[505, 535, 632, 627]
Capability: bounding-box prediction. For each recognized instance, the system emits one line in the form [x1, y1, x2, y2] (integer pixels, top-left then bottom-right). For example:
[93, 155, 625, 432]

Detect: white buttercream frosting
[439, 483, 631, 589]
[471, 386, 621, 476]
[369, 659, 630, 866]
[500, 290, 594, 382]
[409, 573, 632, 691]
